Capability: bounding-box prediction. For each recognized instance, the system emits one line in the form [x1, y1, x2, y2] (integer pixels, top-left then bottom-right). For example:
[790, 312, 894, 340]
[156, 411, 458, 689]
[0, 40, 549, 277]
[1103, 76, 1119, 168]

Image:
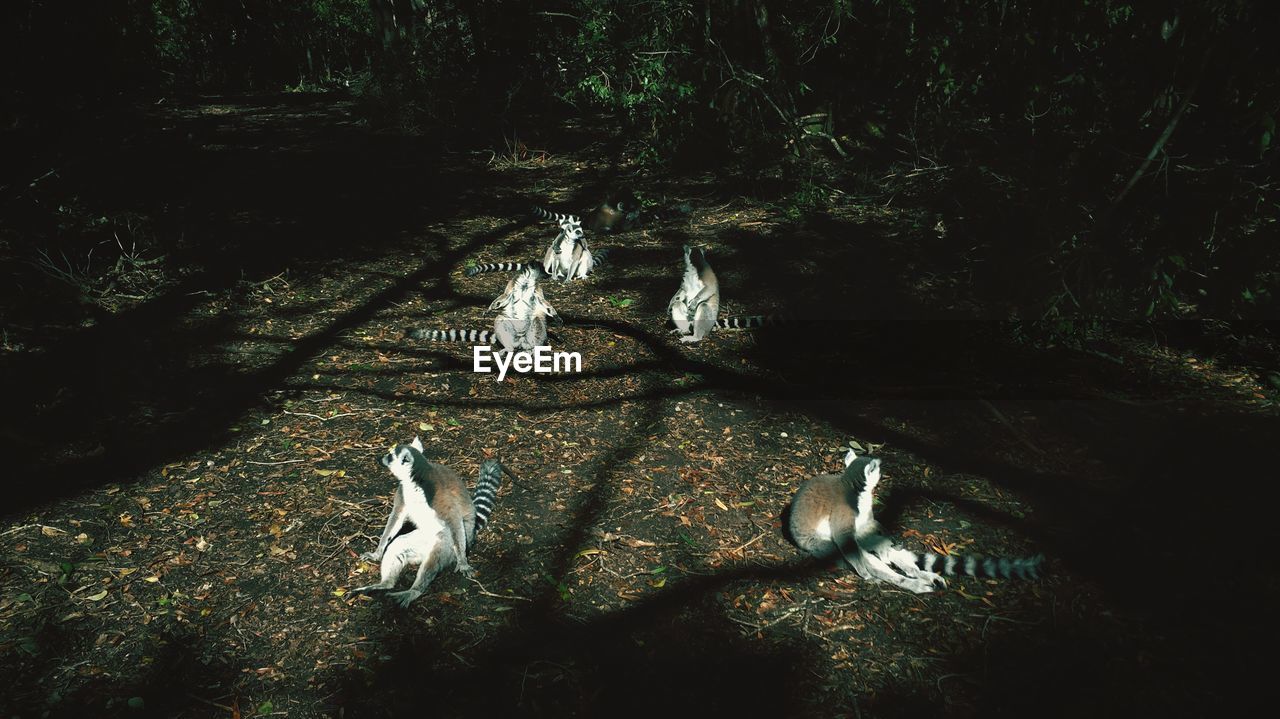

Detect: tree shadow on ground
[324, 394, 826, 717]
[517, 208, 1275, 714]
[5, 617, 243, 719]
[329, 571, 819, 717]
[0, 95, 516, 513]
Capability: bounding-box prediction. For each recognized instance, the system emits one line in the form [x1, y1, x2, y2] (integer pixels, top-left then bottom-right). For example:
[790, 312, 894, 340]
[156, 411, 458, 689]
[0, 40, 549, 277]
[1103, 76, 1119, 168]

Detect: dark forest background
[3, 0, 1278, 345]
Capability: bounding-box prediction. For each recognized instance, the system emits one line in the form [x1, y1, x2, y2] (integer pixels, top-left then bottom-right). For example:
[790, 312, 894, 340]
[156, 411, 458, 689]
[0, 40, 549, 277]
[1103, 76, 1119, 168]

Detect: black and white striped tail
[532, 206, 581, 225]
[914, 551, 1044, 580]
[473, 459, 507, 532]
[716, 314, 788, 330]
[466, 261, 535, 277]
[405, 328, 494, 343]
[592, 248, 611, 266]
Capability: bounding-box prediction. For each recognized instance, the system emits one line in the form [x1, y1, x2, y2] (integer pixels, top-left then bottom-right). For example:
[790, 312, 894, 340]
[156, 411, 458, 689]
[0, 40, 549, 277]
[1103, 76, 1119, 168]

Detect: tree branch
[1110, 49, 1211, 210]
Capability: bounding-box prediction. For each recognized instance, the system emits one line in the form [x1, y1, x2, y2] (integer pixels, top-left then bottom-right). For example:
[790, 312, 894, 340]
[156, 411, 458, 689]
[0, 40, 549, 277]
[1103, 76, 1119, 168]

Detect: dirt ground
[2, 94, 1277, 718]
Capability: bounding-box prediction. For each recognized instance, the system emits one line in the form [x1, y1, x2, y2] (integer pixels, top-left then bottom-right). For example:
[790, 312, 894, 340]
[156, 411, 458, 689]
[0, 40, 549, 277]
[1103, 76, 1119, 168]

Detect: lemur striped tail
[532, 205, 581, 224]
[592, 247, 611, 265]
[473, 459, 508, 532]
[405, 328, 494, 343]
[913, 551, 1044, 580]
[716, 314, 788, 330]
[466, 261, 536, 277]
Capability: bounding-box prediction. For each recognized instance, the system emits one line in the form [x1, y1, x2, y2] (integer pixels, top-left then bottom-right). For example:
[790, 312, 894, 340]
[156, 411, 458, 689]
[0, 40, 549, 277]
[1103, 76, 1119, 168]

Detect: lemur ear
[411, 436, 424, 452]
[864, 459, 881, 482]
[843, 447, 858, 468]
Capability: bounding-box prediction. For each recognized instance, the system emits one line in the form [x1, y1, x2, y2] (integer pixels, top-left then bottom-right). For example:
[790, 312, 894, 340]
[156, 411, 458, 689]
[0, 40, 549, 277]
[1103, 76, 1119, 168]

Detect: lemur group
[352, 198, 1044, 607]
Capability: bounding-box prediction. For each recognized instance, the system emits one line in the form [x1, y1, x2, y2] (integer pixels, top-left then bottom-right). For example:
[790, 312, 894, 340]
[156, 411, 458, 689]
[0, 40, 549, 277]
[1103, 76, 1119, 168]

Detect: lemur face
[863, 458, 881, 487]
[379, 437, 426, 482]
[557, 225, 583, 253]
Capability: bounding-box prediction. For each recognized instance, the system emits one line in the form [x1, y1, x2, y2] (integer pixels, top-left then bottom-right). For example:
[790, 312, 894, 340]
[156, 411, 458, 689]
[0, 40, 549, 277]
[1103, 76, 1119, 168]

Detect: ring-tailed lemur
[541, 215, 605, 281]
[789, 449, 1043, 594]
[668, 245, 720, 343]
[351, 437, 512, 608]
[666, 246, 783, 337]
[489, 265, 557, 351]
[464, 212, 588, 280]
[533, 199, 690, 234]
[407, 266, 557, 353]
[533, 200, 639, 234]
[467, 246, 610, 279]
[466, 199, 645, 278]
[582, 199, 633, 233]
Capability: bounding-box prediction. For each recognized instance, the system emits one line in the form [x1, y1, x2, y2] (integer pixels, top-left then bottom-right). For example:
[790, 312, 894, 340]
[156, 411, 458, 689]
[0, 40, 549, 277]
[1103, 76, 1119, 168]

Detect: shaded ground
[1, 93, 1277, 718]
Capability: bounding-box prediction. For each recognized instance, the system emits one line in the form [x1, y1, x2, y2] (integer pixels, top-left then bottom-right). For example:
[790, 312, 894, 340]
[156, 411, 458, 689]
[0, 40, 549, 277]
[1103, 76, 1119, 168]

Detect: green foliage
[538, 568, 572, 603]
[1145, 255, 1186, 319]
[14, 1, 377, 93]
[5, 0, 1275, 338]
[775, 180, 833, 222]
[559, 2, 704, 161]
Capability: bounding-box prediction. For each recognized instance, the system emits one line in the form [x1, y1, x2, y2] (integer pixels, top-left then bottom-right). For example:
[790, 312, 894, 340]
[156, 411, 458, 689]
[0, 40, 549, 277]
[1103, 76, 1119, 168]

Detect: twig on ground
[467, 576, 532, 602]
[187, 694, 236, 712]
[728, 533, 766, 557]
[976, 398, 1044, 455]
[283, 410, 358, 422]
[246, 459, 308, 466]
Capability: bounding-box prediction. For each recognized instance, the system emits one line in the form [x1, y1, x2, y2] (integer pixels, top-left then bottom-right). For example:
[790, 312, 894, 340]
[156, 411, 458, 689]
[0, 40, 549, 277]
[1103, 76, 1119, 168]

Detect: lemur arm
[689, 283, 718, 307]
[534, 286, 557, 319]
[669, 294, 693, 334]
[682, 302, 716, 342]
[361, 485, 407, 563]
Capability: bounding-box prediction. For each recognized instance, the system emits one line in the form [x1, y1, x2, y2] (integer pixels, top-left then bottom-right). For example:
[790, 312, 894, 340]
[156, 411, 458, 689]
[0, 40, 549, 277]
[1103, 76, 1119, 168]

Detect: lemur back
[789, 455, 882, 558]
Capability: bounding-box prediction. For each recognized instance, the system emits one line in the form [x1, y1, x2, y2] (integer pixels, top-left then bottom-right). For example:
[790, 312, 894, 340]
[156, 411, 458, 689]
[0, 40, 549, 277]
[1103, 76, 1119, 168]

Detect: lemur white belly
[399, 483, 446, 557]
[814, 516, 833, 541]
[679, 274, 703, 300]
